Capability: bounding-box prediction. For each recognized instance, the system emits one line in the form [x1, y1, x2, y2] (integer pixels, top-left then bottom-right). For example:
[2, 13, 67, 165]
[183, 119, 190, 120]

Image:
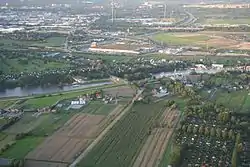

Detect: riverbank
[0, 80, 113, 98]
[0, 83, 125, 102]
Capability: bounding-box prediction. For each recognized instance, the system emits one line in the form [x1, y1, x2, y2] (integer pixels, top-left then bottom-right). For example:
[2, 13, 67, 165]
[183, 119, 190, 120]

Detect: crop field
[25, 104, 125, 166]
[133, 107, 180, 167]
[104, 86, 135, 97]
[78, 101, 168, 167]
[152, 32, 250, 50]
[82, 101, 118, 115]
[26, 114, 111, 166]
[1, 136, 44, 160]
[4, 112, 49, 134]
[153, 33, 211, 45]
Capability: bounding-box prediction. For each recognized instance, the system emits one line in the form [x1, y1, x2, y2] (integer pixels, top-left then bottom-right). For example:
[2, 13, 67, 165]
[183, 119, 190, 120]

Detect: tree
[187, 124, 193, 134]
[231, 148, 237, 167]
[182, 125, 187, 132]
[228, 129, 234, 140]
[198, 126, 204, 135]
[193, 126, 198, 134]
[222, 130, 228, 139]
[210, 127, 216, 137]
[169, 146, 181, 166]
[237, 143, 243, 153]
[216, 128, 221, 138]
[205, 127, 210, 136]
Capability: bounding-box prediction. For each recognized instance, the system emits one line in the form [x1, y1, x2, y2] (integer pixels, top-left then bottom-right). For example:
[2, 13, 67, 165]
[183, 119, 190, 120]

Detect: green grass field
[209, 90, 250, 113]
[78, 101, 166, 167]
[203, 18, 250, 25]
[20, 84, 118, 109]
[1, 57, 70, 74]
[152, 33, 210, 45]
[0, 36, 65, 49]
[1, 136, 44, 160]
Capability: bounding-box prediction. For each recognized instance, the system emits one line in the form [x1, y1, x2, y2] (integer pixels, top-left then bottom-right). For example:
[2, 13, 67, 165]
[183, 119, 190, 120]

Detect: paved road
[69, 89, 144, 167]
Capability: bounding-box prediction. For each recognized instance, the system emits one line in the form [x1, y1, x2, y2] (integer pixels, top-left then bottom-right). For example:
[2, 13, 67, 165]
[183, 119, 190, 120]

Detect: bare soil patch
[234, 42, 250, 50]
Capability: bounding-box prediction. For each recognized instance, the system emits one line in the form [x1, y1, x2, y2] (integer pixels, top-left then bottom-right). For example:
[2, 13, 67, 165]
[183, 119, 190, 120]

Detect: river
[0, 82, 113, 98]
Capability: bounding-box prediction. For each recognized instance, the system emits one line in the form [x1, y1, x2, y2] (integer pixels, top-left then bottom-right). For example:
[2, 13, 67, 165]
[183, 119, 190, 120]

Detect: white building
[212, 64, 224, 69]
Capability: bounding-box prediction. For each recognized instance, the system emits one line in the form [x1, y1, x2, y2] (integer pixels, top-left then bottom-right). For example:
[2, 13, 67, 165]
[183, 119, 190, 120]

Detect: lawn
[1, 136, 44, 160]
[204, 18, 250, 25]
[152, 33, 211, 45]
[78, 101, 166, 167]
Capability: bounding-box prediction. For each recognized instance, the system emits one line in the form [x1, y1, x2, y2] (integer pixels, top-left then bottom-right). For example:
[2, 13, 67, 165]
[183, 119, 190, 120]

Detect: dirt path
[69, 89, 144, 167]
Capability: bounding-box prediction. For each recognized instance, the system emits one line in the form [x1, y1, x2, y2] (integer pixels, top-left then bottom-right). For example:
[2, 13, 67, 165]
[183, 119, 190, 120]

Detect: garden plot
[169, 103, 241, 167]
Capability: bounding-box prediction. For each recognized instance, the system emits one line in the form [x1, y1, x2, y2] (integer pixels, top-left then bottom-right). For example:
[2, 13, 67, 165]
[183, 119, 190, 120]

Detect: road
[69, 89, 144, 167]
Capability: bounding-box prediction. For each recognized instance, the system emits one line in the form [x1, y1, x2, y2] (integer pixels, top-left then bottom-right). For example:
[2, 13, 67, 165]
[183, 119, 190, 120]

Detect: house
[212, 64, 224, 69]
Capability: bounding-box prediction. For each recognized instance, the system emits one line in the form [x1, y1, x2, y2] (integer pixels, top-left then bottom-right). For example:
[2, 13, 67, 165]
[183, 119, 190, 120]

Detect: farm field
[133, 107, 180, 167]
[4, 112, 49, 134]
[152, 33, 211, 45]
[78, 101, 167, 167]
[202, 18, 250, 25]
[1, 136, 44, 160]
[152, 32, 250, 50]
[25, 104, 125, 166]
[104, 85, 136, 97]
